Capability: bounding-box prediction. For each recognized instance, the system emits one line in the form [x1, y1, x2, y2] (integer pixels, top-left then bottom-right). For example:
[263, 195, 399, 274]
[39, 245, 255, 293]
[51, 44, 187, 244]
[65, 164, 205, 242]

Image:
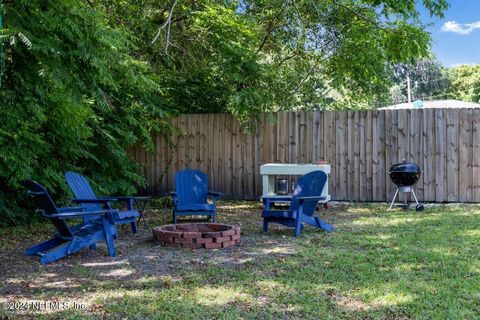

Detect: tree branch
[256, 1, 287, 53]
[290, 54, 332, 96]
[151, 0, 178, 53]
[332, 0, 386, 31]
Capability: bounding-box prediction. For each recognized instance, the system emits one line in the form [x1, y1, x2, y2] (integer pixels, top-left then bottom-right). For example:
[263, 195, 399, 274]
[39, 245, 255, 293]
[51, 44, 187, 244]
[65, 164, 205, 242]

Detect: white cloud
[441, 20, 480, 35]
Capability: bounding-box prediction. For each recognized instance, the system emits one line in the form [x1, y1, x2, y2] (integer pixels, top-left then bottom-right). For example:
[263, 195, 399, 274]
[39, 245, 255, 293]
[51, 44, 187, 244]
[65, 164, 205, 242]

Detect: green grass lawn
[1, 201, 479, 319]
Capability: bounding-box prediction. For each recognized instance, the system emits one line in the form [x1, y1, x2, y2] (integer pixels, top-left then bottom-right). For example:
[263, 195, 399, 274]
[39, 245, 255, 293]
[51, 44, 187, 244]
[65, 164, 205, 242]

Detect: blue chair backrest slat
[65, 171, 102, 211]
[23, 180, 74, 238]
[289, 171, 327, 216]
[175, 169, 208, 205]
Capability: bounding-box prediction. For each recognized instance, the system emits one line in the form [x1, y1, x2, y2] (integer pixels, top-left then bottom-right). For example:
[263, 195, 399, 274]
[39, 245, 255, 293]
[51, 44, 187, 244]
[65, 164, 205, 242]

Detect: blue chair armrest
[262, 196, 292, 201]
[100, 196, 150, 201]
[72, 198, 113, 204]
[94, 196, 119, 201]
[97, 196, 149, 210]
[58, 206, 84, 213]
[46, 209, 118, 219]
[71, 198, 114, 210]
[297, 196, 327, 203]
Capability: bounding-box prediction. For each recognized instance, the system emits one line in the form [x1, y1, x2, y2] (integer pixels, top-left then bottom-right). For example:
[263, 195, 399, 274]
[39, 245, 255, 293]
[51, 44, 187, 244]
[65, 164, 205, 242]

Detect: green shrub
[0, 0, 171, 226]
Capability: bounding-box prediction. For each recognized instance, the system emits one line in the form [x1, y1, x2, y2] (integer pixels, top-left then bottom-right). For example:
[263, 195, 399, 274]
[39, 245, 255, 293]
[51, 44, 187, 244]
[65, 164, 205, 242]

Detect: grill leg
[411, 188, 419, 205]
[389, 188, 399, 210]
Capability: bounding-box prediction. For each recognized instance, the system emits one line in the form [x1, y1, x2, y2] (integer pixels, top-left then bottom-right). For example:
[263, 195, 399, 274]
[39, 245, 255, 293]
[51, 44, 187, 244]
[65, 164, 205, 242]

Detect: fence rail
[130, 109, 480, 202]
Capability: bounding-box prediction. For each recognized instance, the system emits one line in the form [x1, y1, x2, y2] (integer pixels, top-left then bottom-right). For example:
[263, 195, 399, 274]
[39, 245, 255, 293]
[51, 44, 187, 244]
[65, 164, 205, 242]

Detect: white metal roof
[379, 99, 480, 110]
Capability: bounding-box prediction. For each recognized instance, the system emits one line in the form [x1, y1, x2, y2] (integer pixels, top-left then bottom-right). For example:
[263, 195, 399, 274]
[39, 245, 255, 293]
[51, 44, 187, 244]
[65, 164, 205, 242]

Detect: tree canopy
[0, 0, 448, 224]
[448, 64, 480, 103]
[387, 55, 450, 104]
[99, 0, 449, 116]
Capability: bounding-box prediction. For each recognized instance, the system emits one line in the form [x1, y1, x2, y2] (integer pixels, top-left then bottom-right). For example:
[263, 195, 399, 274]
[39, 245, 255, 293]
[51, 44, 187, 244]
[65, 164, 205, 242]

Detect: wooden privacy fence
[130, 109, 480, 202]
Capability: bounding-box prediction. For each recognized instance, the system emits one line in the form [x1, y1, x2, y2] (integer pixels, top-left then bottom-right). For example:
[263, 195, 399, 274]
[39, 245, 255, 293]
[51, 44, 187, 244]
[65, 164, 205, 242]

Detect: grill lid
[388, 159, 421, 187]
[388, 159, 421, 173]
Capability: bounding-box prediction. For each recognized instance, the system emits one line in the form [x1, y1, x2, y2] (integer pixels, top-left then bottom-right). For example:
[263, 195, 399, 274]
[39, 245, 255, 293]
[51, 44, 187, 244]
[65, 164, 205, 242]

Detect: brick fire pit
[152, 223, 241, 249]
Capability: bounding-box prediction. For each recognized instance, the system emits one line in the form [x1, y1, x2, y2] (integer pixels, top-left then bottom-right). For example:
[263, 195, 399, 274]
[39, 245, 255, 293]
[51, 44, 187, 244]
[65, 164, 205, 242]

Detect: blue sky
[419, 1, 480, 66]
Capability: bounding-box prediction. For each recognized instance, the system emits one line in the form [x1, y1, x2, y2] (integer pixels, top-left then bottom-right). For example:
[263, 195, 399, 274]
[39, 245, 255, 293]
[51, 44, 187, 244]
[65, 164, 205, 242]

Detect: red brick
[214, 236, 230, 243]
[234, 239, 241, 245]
[230, 234, 240, 241]
[163, 231, 181, 238]
[222, 240, 236, 248]
[197, 226, 213, 232]
[204, 242, 222, 249]
[182, 232, 202, 239]
[163, 236, 175, 243]
[176, 225, 198, 232]
[203, 231, 223, 238]
[221, 229, 236, 237]
[206, 223, 225, 231]
[196, 237, 213, 244]
[174, 237, 193, 244]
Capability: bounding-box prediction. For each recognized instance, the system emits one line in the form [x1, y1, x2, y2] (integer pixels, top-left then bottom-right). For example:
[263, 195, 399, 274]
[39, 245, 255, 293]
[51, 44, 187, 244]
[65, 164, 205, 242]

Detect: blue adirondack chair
[65, 172, 148, 233]
[262, 170, 334, 237]
[23, 180, 118, 265]
[170, 169, 221, 223]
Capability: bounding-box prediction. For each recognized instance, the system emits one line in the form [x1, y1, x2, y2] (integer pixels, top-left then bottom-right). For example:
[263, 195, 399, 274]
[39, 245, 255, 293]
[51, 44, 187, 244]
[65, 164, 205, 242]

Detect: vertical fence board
[323, 111, 336, 199]
[385, 110, 398, 199]
[397, 110, 409, 162]
[353, 112, 361, 201]
[206, 114, 214, 191]
[313, 112, 322, 163]
[359, 111, 367, 201]
[446, 109, 459, 201]
[276, 112, 288, 163]
[336, 112, 348, 200]
[288, 112, 297, 164]
[458, 110, 472, 201]
[199, 115, 208, 177]
[472, 110, 480, 201]
[423, 109, 436, 201]
[365, 111, 373, 201]
[372, 110, 385, 201]
[169, 117, 179, 191]
[224, 115, 233, 198]
[232, 118, 243, 198]
[306, 112, 314, 162]
[253, 117, 262, 197]
[244, 121, 255, 199]
[410, 110, 424, 200]
[152, 133, 159, 195]
[435, 109, 447, 201]
[186, 116, 195, 168]
[214, 114, 226, 192]
[347, 112, 355, 200]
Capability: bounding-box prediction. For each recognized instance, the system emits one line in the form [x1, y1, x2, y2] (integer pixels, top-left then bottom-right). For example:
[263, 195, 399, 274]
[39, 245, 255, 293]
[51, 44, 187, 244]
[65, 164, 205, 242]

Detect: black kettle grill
[388, 160, 424, 211]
